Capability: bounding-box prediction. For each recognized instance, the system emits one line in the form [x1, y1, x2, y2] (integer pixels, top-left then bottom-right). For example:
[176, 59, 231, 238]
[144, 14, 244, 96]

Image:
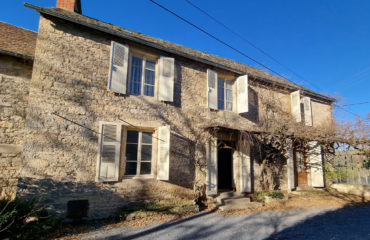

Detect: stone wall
[18, 15, 331, 218]
[0, 55, 32, 198]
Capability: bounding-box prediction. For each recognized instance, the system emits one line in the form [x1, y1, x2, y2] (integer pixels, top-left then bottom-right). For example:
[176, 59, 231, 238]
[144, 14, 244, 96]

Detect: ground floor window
[125, 130, 153, 175]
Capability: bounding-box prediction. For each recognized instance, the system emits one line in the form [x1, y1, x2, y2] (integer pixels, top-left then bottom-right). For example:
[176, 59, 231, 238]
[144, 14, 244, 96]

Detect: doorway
[217, 141, 233, 191]
[294, 148, 308, 186]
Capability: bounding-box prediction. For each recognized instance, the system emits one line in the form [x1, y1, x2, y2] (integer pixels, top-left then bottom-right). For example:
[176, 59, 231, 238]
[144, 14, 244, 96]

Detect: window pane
[125, 162, 137, 175]
[226, 102, 232, 111]
[226, 81, 232, 90]
[145, 69, 155, 85]
[127, 131, 139, 143]
[129, 56, 142, 95]
[141, 145, 152, 161]
[125, 143, 138, 160]
[140, 162, 151, 175]
[226, 89, 233, 101]
[145, 60, 156, 71]
[142, 132, 153, 144]
[144, 85, 154, 96]
[218, 78, 225, 110]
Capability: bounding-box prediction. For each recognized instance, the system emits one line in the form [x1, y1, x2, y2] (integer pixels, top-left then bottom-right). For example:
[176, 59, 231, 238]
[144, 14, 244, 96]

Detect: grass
[255, 191, 285, 202]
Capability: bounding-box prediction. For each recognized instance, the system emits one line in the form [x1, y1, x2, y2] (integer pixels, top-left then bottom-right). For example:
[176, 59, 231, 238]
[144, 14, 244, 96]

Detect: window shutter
[158, 56, 175, 102]
[96, 123, 122, 182]
[290, 90, 301, 122]
[286, 140, 295, 191]
[108, 41, 129, 94]
[207, 69, 218, 109]
[302, 97, 313, 126]
[236, 75, 249, 114]
[157, 125, 170, 180]
[308, 141, 324, 187]
[206, 138, 218, 195]
[239, 142, 251, 193]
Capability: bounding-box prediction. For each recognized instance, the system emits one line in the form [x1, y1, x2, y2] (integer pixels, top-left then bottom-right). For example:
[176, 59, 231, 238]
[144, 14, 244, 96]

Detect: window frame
[217, 77, 233, 111]
[124, 128, 155, 177]
[128, 53, 157, 97]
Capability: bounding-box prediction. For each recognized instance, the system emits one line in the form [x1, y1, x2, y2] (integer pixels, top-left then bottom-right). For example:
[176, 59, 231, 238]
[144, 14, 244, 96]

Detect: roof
[0, 21, 37, 60]
[24, 3, 335, 103]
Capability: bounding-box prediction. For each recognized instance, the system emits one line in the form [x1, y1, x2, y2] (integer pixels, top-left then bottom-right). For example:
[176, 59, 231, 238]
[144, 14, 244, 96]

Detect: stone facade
[13, 9, 334, 219]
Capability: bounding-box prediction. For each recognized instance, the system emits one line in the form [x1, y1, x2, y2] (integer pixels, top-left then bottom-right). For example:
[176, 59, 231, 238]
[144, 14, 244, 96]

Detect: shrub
[0, 198, 60, 240]
[270, 191, 284, 199]
[256, 191, 284, 202]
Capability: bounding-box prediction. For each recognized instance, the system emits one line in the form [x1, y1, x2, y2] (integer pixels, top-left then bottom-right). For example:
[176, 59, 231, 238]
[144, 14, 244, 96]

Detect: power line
[341, 101, 369, 107]
[149, 0, 296, 84]
[184, 0, 322, 92]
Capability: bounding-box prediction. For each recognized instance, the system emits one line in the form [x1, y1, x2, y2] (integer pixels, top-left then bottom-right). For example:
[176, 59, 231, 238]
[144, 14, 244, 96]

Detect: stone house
[2, 0, 335, 219]
[0, 21, 37, 198]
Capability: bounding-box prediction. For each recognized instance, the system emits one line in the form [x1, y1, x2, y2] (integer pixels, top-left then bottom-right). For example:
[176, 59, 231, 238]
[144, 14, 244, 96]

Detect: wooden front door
[295, 149, 308, 186]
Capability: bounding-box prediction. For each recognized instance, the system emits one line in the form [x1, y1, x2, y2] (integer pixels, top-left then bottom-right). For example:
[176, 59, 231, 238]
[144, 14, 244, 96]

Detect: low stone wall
[331, 184, 370, 200]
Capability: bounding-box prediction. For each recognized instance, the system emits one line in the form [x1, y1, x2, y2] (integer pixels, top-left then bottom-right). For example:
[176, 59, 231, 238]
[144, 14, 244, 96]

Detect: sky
[1, 0, 369, 123]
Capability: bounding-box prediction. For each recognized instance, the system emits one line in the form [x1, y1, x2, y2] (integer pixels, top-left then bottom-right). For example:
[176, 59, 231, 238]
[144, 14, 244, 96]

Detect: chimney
[56, 0, 82, 14]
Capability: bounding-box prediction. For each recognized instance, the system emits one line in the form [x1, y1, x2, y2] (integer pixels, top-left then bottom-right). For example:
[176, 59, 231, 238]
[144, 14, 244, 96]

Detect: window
[129, 55, 156, 96]
[217, 78, 233, 110]
[125, 130, 153, 175]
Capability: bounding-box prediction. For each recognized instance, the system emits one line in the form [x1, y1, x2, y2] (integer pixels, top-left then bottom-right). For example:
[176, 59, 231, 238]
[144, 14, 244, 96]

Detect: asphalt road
[81, 206, 370, 240]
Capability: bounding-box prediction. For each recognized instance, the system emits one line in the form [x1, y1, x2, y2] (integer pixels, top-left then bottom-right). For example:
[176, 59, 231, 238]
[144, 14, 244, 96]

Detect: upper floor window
[217, 78, 233, 111]
[129, 55, 156, 96]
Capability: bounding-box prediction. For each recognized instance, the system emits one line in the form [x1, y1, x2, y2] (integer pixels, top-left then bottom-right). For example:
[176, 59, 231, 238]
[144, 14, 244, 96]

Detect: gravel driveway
[81, 206, 370, 240]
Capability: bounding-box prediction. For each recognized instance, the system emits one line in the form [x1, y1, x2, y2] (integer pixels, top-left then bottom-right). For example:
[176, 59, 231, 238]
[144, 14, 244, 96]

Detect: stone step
[219, 201, 262, 211]
[216, 192, 244, 204]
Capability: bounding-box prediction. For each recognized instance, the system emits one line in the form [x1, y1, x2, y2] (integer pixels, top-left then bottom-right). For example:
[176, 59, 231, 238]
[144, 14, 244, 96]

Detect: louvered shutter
[290, 90, 301, 122]
[302, 97, 313, 126]
[308, 141, 324, 187]
[236, 75, 249, 114]
[207, 69, 218, 109]
[286, 140, 295, 191]
[158, 57, 175, 102]
[239, 142, 251, 193]
[108, 41, 129, 94]
[96, 123, 122, 182]
[206, 138, 218, 195]
[157, 125, 170, 180]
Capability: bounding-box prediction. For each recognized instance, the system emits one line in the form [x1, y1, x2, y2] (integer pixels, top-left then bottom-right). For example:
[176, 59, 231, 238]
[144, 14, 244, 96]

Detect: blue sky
[1, 0, 369, 122]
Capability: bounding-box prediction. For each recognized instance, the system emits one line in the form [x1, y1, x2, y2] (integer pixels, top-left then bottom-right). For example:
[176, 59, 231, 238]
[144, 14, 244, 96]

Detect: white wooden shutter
[290, 90, 301, 122]
[206, 138, 218, 195]
[236, 75, 249, 114]
[239, 142, 251, 193]
[157, 125, 170, 180]
[286, 140, 295, 191]
[108, 41, 129, 94]
[302, 97, 313, 126]
[207, 69, 218, 109]
[96, 123, 122, 182]
[158, 56, 175, 102]
[308, 141, 324, 187]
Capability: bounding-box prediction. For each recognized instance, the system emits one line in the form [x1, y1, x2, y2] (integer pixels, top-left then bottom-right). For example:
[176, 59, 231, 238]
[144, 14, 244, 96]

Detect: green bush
[0, 198, 60, 240]
[256, 191, 284, 202]
[270, 191, 284, 199]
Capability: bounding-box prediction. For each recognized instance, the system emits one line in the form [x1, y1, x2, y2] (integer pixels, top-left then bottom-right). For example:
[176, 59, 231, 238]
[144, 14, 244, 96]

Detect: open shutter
[158, 57, 175, 102]
[108, 41, 129, 94]
[236, 75, 249, 114]
[206, 138, 218, 195]
[286, 140, 295, 191]
[207, 69, 218, 109]
[302, 97, 313, 126]
[290, 90, 301, 122]
[308, 141, 324, 187]
[96, 123, 121, 182]
[239, 142, 251, 193]
[157, 125, 170, 180]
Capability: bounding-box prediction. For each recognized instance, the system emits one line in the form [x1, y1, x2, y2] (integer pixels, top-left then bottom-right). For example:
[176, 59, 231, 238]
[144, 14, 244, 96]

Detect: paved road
[82, 206, 370, 240]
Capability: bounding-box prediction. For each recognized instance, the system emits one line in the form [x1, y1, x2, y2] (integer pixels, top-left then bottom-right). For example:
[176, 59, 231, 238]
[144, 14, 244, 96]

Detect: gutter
[24, 3, 335, 103]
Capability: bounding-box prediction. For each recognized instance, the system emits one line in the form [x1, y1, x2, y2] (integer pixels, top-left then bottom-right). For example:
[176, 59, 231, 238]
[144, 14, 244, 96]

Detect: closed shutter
[302, 97, 313, 126]
[207, 69, 218, 109]
[157, 125, 170, 180]
[290, 90, 301, 122]
[308, 141, 324, 187]
[239, 142, 251, 193]
[286, 140, 295, 191]
[206, 138, 218, 195]
[96, 123, 122, 182]
[108, 41, 129, 94]
[158, 57, 175, 102]
[236, 75, 249, 114]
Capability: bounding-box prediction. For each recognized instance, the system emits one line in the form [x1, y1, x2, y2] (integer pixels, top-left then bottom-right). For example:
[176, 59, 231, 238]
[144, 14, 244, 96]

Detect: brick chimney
[56, 0, 82, 14]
